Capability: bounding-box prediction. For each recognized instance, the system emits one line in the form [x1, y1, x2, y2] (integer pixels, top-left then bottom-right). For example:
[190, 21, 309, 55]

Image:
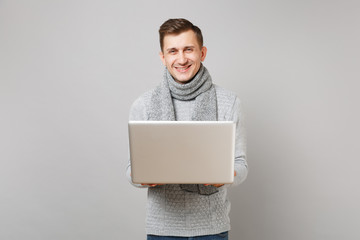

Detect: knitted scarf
[146, 64, 219, 195]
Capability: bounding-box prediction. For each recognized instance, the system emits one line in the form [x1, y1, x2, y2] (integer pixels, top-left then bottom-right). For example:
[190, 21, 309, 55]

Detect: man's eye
[186, 48, 192, 52]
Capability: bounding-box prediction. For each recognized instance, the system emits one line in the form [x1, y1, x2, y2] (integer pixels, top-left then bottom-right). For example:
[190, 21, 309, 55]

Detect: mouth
[174, 65, 192, 73]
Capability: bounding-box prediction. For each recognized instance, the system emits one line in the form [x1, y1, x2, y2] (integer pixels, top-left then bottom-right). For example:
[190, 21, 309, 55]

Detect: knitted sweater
[126, 85, 248, 237]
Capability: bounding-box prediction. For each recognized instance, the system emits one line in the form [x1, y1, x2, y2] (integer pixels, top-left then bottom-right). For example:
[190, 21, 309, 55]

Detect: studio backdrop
[1, 0, 359, 239]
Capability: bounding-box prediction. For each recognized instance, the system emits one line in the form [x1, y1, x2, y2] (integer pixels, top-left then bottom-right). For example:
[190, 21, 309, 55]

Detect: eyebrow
[166, 46, 195, 52]
[166, 48, 177, 52]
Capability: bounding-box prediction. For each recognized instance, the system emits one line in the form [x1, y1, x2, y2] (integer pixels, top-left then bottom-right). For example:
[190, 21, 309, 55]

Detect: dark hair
[159, 18, 203, 51]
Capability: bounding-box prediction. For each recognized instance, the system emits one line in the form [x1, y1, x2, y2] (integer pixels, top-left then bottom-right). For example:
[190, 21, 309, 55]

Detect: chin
[175, 76, 192, 83]
[177, 71, 196, 82]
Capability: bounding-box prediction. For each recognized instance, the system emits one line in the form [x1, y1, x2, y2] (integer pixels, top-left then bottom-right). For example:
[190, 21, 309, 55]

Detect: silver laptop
[128, 121, 235, 184]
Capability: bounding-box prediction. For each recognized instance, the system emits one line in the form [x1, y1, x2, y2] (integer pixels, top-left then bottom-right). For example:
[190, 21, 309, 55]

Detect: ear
[200, 46, 207, 62]
[159, 51, 166, 65]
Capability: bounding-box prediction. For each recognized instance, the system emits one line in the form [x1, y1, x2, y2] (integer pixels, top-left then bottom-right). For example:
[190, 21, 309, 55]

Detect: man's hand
[131, 172, 163, 187]
[141, 184, 163, 187]
[204, 171, 237, 188]
[204, 183, 224, 188]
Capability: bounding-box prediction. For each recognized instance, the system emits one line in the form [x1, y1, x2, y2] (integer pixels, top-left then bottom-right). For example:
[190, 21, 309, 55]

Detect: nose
[177, 51, 187, 65]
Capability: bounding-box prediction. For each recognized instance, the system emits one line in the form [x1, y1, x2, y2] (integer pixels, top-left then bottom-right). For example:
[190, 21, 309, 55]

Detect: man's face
[160, 30, 207, 84]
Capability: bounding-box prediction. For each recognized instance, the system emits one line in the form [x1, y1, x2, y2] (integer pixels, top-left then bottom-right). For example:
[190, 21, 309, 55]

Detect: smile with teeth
[175, 65, 192, 72]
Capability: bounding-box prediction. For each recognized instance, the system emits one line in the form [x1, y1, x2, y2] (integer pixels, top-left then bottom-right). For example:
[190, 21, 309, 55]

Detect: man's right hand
[141, 184, 163, 187]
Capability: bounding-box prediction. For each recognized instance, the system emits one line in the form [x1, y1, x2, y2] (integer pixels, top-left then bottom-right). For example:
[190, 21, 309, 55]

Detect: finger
[141, 184, 156, 187]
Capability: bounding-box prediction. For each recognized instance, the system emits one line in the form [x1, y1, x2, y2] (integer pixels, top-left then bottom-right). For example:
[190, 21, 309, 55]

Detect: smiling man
[159, 28, 206, 84]
[126, 18, 248, 240]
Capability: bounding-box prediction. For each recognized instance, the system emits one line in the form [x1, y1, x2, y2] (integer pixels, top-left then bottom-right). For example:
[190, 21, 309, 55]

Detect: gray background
[1, 0, 359, 239]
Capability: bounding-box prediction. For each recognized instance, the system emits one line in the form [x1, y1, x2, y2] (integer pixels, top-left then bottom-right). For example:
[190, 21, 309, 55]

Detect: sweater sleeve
[219, 96, 248, 189]
[126, 95, 151, 188]
[231, 97, 248, 186]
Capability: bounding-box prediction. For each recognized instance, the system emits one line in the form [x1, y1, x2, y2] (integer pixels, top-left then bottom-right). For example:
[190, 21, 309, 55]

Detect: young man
[126, 18, 248, 239]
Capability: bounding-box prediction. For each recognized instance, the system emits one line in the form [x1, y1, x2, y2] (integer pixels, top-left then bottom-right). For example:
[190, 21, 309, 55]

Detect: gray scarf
[146, 65, 219, 195]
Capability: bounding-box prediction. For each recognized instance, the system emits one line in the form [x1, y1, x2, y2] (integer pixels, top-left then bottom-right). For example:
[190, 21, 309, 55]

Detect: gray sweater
[126, 85, 248, 237]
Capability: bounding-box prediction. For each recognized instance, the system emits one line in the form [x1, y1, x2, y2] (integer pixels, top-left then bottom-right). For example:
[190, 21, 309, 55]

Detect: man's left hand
[203, 171, 236, 188]
[204, 184, 224, 188]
